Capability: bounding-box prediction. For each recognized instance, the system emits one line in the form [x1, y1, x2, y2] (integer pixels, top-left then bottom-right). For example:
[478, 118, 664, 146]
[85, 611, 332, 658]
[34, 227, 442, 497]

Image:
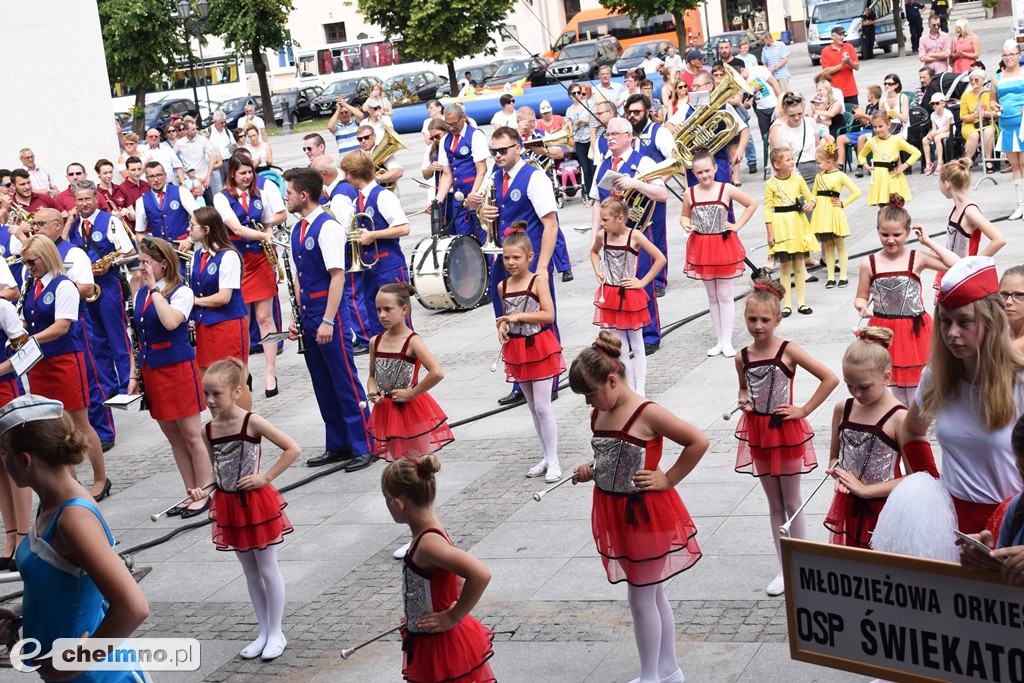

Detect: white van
[807, 0, 906, 65]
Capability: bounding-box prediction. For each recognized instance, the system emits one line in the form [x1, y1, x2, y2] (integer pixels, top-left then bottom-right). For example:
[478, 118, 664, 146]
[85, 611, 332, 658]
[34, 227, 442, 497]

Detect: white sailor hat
[0, 395, 64, 438]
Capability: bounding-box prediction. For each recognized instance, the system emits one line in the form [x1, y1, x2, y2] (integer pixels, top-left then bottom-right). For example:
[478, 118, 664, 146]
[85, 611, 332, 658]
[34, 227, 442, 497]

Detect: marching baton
[533, 461, 596, 502]
[853, 295, 874, 332]
[598, 252, 606, 304]
[721, 401, 748, 421]
[779, 473, 832, 537]
[340, 625, 402, 659]
[151, 483, 215, 522]
[359, 390, 391, 410]
[490, 344, 505, 373]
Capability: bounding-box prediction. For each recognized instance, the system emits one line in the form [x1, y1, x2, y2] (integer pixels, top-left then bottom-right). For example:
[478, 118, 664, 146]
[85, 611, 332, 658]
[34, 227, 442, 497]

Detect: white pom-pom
[871, 472, 960, 562]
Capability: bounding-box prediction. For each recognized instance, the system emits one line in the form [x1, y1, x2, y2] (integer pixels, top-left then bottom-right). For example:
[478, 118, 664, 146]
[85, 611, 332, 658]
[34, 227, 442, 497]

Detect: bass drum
[409, 235, 489, 310]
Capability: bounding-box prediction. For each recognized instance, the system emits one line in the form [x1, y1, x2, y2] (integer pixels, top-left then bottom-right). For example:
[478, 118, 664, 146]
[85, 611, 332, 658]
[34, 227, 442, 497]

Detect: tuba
[371, 125, 411, 191]
[620, 152, 690, 231]
[539, 120, 573, 147]
[346, 213, 379, 273]
[672, 64, 753, 167]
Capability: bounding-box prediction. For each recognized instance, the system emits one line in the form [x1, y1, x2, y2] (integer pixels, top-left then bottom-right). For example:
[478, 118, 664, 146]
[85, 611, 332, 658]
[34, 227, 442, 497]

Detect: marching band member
[18, 234, 109, 500]
[356, 125, 403, 190]
[213, 154, 284, 398]
[589, 117, 667, 357]
[339, 150, 410, 350]
[666, 72, 749, 186]
[311, 156, 357, 216]
[282, 167, 374, 471]
[189, 206, 252, 410]
[135, 161, 198, 252]
[432, 104, 488, 239]
[129, 237, 209, 519]
[112, 156, 149, 233]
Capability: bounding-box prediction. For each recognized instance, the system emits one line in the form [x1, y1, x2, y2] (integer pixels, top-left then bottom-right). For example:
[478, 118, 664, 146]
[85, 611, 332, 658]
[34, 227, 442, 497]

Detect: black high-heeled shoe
[93, 478, 112, 502]
[0, 531, 16, 571]
[265, 382, 279, 398]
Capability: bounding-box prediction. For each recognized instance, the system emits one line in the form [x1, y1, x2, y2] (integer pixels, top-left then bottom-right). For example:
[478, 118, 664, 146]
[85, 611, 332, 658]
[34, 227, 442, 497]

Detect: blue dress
[16, 498, 148, 682]
[996, 73, 1024, 152]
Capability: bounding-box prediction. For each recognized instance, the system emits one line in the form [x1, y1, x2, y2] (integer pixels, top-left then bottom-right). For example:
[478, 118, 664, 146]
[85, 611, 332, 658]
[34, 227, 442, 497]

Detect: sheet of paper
[104, 394, 145, 410]
[10, 337, 41, 377]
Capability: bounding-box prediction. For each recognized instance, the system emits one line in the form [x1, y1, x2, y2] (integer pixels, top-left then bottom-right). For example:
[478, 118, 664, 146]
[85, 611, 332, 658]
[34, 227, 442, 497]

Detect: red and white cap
[937, 256, 999, 309]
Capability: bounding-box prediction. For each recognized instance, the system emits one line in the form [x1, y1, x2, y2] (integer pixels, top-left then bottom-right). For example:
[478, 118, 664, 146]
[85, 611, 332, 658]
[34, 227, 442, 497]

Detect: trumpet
[346, 213, 379, 273]
[7, 202, 33, 227]
[478, 175, 501, 255]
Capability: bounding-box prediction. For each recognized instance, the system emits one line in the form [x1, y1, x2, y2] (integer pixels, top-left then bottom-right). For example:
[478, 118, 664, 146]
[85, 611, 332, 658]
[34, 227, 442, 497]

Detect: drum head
[445, 236, 488, 309]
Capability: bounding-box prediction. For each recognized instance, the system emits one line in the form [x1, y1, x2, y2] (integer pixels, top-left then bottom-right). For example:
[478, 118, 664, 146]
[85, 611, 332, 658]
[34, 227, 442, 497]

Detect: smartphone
[955, 529, 1000, 560]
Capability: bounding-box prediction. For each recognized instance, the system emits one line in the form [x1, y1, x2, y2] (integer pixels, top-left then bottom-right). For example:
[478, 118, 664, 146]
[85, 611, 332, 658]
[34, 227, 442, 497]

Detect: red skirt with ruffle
[208, 484, 293, 553]
[683, 232, 747, 280]
[592, 488, 701, 586]
[593, 284, 651, 330]
[824, 492, 887, 549]
[869, 313, 931, 387]
[734, 412, 817, 477]
[401, 618, 495, 683]
[369, 392, 454, 461]
[502, 329, 565, 383]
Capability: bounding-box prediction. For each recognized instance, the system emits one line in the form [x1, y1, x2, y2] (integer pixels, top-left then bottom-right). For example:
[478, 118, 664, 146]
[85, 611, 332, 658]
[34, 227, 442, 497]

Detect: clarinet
[274, 240, 306, 354]
[185, 256, 197, 347]
[124, 290, 148, 411]
[15, 276, 31, 319]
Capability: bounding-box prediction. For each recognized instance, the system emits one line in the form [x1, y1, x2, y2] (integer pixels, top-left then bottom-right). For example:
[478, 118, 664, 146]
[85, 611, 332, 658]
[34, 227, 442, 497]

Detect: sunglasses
[570, 90, 581, 96]
[302, 146, 315, 152]
[931, 101, 944, 106]
[370, 106, 382, 111]
[356, 134, 373, 142]
[783, 96, 803, 105]
[625, 109, 646, 117]
[429, 134, 443, 142]
[884, 81, 896, 85]
[0, 183, 10, 188]
[489, 145, 515, 156]
[22, 257, 40, 267]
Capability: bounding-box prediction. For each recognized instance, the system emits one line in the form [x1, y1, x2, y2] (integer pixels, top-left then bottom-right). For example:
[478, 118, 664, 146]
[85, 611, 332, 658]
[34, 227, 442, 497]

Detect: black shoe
[165, 503, 188, 517]
[838, 279, 849, 288]
[654, 286, 666, 298]
[306, 449, 355, 467]
[798, 305, 813, 315]
[561, 270, 574, 282]
[856, 167, 864, 178]
[825, 280, 837, 289]
[353, 344, 369, 356]
[180, 497, 210, 519]
[265, 382, 279, 398]
[93, 478, 112, 502]
[644, 343, 660, 356]
[497, 389, 526, 406]
[805, 275, 819, 283]
[100, 440, 115, 453]
[344, 452, 375, 472]
[551, 390, 559, 402]
[782, 307, 792, 318]
[748, 163, 757, 174]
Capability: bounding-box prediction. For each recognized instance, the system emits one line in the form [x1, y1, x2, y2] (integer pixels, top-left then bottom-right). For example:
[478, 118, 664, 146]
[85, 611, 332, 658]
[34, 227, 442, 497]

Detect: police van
[807, 0, 905, 65]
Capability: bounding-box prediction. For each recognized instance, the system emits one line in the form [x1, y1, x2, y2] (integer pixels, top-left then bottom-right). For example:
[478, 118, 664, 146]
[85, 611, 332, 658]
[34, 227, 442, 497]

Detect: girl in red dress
[733, 277, 838, 596]
[497, 228, 565, 483]
[591, 198, 665, 396]
[190, 357, 299, 661]
[381, 455, 495, 683]
[570, 331, 707, 683]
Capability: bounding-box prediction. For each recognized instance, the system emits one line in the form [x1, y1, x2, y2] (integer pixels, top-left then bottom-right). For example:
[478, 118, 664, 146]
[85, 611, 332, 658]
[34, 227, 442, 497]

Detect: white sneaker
[707, 345, 722, 356]
[393, 540, 411, 559]
[544, 464, 562, 483]
[766, 573, 785, 596]
[526, 460, 547, 477]
[240, 634, 268, 659]
[628, 671, 684, 683]
[261, 635, 287, 660]
[721, 344, 736, 358]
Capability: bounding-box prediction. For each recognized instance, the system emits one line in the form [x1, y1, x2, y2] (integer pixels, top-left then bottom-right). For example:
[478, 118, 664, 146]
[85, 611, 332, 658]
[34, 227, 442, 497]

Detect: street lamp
[173, 0, 212, 126]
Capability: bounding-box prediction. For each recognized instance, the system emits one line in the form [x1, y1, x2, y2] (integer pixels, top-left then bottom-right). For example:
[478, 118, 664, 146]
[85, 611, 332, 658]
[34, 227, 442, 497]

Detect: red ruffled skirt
[142, 359, 203, 421]
[241, 251, 279, 303]
[824, 492, 887, 549]
[28, 352, 88, 411]
[593, 284, 651, 330]
[369, 393, 454, 461]
[401, 618, 495, 683]
[592, 488, 701, 586]
[869, 312, 932, 388]
[208, 484, 293, 552]
[734, 412, 817, 477]
[683, 232, 746, 280]
[502, 329, 565, 383]
[196, 317, 249, 368]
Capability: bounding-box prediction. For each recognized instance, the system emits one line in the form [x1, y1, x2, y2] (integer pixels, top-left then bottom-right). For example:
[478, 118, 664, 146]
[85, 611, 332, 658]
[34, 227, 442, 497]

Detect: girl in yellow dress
[858, 111, 921, 205]
[764, 146, 817, 316]
[810, 143, 861, 288]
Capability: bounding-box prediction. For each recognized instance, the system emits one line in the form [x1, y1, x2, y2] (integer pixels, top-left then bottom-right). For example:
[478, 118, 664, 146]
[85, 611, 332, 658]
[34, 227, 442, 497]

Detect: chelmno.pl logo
[10, 638, 200, 673]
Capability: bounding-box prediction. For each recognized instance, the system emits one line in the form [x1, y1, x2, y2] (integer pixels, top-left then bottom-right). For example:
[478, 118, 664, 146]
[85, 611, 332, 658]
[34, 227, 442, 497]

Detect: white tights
[760, 475, 806, 569]
[703, 279, 735, 349]
[522, 380, 559, 468]
[628, 583, 679, 683]
[236, 545, 286, 650]
[891, 385, 915, 409]
[611, 328, 647, 396]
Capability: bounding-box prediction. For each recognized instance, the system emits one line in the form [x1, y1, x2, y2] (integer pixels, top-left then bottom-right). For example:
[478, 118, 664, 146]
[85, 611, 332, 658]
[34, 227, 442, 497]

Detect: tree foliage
[358, 0, 516, 90]
[205, 0, 294, 124]
[598, 0, 701, 50]
[99, 0, 186, 133]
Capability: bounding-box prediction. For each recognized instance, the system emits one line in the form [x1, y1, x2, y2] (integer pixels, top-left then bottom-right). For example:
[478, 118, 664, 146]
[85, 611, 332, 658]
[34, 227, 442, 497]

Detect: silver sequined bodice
[691, 202, 727, 235]
[213, 438, 260, 493]
[402, 565, 433, 634]
[592, 435, 644, 494]
[945, 221, 970, 257]
[744, 361, 791, 414]
[375, 355, 415, 394]
[871, 272, 925, 317]
[837, 425, 900, 486]
[604, 246, 637, 286]
[503, 290, 541, 336]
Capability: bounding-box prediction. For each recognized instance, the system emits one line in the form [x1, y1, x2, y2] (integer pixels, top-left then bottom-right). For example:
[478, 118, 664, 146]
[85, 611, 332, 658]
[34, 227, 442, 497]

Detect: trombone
[346, 213, 379, 273]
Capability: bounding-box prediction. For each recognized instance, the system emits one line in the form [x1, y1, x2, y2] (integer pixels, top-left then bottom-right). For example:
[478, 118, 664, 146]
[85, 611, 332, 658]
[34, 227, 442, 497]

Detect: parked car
[311, 76, 382, 117]
[485, 57, 549, 87]
[120, 98, 198, 137]
[612, 39, 676, 75]
[547, 37, 620, 81]
[217, 96, 262, 129]
[384, 71, 446, 104]
[438, 63, 503, 95]
[272, 86, 322, 124]
[699, 31, 763, 65]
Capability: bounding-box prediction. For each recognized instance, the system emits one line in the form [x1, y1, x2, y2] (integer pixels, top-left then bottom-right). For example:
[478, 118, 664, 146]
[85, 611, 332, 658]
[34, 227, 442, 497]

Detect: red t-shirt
[820, 43, 859, 99]
[20, 193, 59, 213]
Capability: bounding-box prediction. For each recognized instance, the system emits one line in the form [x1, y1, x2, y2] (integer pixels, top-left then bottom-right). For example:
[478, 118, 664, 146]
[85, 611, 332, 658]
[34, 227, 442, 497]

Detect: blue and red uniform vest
[354, 185, 404, 269]
[133, 284, 194, 368]
[444, 125, 481, 189]
[494, 163, 547, 259]
[67, 212, 122, 289]
[595, 150, 666, 231]
[23, 275, 82, 357]
[0, 232, 20, 288]
[636, 121, 668, 163]
[220, 189, 265, 254]
[190, 248, 247, 326]
[291, 212, 335, 331]
[141, 185, 190, 241]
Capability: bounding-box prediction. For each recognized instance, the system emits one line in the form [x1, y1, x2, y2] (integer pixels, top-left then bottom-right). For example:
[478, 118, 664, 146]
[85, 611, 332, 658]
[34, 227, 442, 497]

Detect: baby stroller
[552, 158, 582, 209]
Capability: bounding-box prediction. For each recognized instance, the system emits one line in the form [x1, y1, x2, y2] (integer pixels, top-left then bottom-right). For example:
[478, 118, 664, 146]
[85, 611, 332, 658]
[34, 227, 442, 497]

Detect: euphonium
[673, 63, 753, 166]
[620, 152, 689, 231]
[540, 119, 573, 147]
[7, 202, 33, 226]
[478, 176, 501, 255]
[345, 212, 379, 273]
[371, 125, 411, 191]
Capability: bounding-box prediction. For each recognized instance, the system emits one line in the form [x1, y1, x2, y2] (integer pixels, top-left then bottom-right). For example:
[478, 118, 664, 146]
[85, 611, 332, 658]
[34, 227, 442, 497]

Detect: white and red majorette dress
[593, 229, 651, 330]
[368, 332, 453, 461]
[401, 528, 495, 683]
[133, 282, 204, 421]
[22, 275, 89, 411]
[734, 341, 817, 477]
[221, 188, 277, 303]
[590, 402, 701, 586]
[683, 184, 746, 280]
[501, 276, 565, 383]
[207, 413, 293, 553]
[933, 203, 981, 290]
[868, 251, 931, 388]
[823, 400, 906, 549]
[190, 246, 249, 368]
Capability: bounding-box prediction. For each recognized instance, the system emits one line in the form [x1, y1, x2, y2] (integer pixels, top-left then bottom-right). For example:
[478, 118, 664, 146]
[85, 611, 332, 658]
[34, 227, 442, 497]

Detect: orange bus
[542, 8, 704, 59]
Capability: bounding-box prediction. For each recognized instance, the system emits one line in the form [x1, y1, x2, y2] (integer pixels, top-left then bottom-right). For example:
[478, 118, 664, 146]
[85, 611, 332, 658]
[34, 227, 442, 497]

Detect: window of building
[563, 0, 581, 21]
[324, 22, 347, 44]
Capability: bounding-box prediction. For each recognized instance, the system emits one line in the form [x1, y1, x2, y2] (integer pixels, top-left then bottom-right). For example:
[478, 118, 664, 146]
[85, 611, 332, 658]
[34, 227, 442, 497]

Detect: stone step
[949, 1, 987, 20]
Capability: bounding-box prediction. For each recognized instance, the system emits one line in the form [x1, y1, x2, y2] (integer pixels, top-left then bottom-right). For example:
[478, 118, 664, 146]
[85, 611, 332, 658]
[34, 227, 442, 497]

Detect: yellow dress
[809, 170, 862, 238]
[857, 135, 921, 205]
[764, 173, 817, 255]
